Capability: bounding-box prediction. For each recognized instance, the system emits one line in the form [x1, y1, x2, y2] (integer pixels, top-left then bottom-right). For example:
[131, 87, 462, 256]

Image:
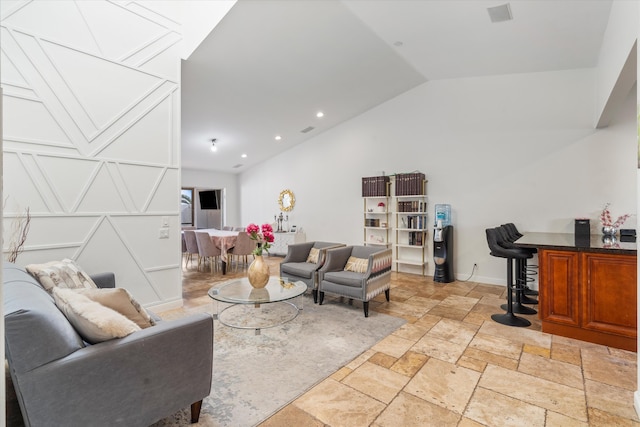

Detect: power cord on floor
[459, 263, 477, 282]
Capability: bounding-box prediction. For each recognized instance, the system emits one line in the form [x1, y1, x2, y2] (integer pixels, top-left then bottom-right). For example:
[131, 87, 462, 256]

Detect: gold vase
[248, 255, 269, 288]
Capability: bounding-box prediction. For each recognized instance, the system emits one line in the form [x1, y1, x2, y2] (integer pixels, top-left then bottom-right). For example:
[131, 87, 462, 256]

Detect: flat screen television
[199, 190, 219, 210]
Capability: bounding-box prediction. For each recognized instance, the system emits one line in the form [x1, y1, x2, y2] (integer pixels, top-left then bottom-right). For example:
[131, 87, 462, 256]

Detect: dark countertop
[516, 232, 637, 255]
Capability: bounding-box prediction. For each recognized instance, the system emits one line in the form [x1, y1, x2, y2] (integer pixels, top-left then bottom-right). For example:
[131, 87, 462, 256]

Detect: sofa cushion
[73, 288, 156, 329]
[306, 248, 320, 264]
[52, 287, 140, 344]
[281, 262, 316, 279]
[25, 259, 97, 293]
[345, 256, 368, 274]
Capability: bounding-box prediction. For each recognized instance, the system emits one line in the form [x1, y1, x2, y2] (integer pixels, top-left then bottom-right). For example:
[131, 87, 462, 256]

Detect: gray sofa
[4, 262, 213, 427]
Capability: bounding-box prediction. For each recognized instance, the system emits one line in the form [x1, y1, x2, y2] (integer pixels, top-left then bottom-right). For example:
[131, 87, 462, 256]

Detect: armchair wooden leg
[318, 291, 325, 305]
[363, 301, 369, 317]
[191, 400, 203, 423]
[385, 289, 390, 301]
[312, 289, 318, 304]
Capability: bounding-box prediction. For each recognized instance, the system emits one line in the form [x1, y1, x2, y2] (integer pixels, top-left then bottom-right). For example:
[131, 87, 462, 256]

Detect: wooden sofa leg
[191, 400, 203, 423]
[385, 289, 390, 301]
[318, 291, 325, 305]
[312, 289, 318, 304]
[363, 301, 369, 317]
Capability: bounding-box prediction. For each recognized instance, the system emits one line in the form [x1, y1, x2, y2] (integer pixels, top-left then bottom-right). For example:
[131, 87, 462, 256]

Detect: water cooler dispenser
[433, 204, 454, 283]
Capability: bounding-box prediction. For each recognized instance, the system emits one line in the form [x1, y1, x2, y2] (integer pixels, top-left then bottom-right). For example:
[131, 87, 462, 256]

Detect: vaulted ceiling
[181, 0, 613, 173]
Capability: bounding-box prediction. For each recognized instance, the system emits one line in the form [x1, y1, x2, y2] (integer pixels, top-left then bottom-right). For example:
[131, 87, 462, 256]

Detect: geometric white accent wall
[1, 0, 229, 307]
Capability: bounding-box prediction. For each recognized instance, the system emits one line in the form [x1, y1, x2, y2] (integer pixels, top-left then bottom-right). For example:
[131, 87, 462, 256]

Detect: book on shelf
[361, 175, 390, 197]
[405, 215, 426, 229]
[398, 200, 427, 212]
[408, 231, 424, 246]
[365, 218, 381, 227]
[394, 172, 426, 196]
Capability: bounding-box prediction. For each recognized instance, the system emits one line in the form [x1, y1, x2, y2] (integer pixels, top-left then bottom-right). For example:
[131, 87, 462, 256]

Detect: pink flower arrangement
[600, 203, 630, 228]
[246, 223, 274, 256]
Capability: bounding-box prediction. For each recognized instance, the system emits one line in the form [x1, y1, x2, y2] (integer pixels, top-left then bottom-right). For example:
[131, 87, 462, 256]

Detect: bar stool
[495, 226, 537, 314]
[502, 223, 539, 298]
[485, 227, 531, 327]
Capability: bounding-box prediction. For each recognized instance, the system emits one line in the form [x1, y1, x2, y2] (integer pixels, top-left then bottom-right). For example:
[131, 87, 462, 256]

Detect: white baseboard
[634, 391, 640, 419]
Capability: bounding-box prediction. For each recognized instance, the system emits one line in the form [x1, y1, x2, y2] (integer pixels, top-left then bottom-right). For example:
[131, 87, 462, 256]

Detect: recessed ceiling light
[275, 135, 282, 141]
[241, 154, 247, 158]
[210, 138, 217, 152]
[316, 111, 324, 118]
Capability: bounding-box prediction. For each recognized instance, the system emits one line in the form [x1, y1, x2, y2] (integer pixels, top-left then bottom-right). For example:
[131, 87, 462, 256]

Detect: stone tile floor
[180, 256, 639, 426]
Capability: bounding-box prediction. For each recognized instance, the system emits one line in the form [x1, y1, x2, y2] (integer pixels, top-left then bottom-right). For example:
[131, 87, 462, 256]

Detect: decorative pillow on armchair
[306, 248, 320, 264]
[26, 258, 98, 293]
[345, 257, 368, 274]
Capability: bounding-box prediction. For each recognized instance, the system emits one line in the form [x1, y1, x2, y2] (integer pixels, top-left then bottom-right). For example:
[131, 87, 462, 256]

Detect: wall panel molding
[0, 0, 206, 305]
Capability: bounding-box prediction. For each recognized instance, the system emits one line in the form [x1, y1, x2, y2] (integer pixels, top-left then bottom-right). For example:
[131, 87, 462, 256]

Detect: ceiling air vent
[232, 164, 243, 169]
[487, 3, 512, 23]
[300, 126, 315, 134]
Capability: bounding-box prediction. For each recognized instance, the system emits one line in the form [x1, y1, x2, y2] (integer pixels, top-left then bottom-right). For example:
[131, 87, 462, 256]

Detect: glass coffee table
[208, 276, 306, 335]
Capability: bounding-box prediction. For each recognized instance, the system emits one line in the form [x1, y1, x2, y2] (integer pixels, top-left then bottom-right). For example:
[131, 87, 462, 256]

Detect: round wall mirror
[278, 189, 295, 212]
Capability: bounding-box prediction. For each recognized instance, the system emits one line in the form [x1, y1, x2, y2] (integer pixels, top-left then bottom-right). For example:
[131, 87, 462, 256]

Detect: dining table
[195, 228, 239, 274]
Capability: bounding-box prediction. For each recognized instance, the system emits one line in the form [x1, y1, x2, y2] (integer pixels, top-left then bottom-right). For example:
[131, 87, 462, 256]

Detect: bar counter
[516, 232, 637, 351]
[516, 232, 637, 255]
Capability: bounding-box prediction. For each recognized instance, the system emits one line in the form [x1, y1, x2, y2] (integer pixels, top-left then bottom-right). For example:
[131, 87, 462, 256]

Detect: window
[181, 188, 194, 226]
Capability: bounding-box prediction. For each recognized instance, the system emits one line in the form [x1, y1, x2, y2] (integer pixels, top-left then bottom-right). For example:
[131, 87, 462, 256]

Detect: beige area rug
[152, 294, 406, 427]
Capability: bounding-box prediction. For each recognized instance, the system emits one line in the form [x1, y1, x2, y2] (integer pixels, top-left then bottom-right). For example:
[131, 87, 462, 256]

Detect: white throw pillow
[52, 287, 140, 344]
[73, 288, 156, 329]
[26, 259, 97, 293]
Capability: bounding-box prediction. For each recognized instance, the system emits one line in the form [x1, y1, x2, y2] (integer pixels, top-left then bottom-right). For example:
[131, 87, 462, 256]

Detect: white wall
[182, 168, 240, 227]
[0, 1, 226, 308]
[595, 0, 638, 127]
[239, 68, 637, 285]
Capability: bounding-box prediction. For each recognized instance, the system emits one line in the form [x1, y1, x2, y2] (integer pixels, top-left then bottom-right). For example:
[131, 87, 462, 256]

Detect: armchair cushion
[306, 248, 320, 264]
[25, 258, 97, 293]
[52, 287, 140, 344]
[322, 270, 365, 288]
[281, 262, 317, 280]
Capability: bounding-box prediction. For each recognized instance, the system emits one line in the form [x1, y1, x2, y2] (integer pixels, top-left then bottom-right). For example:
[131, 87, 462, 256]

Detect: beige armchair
[318, 246, 392, 317]
[280, 241, 345, 303]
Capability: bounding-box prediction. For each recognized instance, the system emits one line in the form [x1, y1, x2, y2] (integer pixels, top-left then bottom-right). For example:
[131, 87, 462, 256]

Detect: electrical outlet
[159, 228, 169, 239]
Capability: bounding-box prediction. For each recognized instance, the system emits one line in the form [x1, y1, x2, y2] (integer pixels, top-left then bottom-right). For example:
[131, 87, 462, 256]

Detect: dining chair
[195, 231, 222, 273]
[228, 232, 256, 271]
[182, 230, 200, 270]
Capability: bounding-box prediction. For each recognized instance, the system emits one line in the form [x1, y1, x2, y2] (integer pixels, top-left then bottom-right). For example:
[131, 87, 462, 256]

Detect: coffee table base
[216, 301, 301, 335]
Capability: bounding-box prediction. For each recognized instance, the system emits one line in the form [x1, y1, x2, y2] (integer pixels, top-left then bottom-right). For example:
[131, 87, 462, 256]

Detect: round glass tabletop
[208, 276, 306, 304]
